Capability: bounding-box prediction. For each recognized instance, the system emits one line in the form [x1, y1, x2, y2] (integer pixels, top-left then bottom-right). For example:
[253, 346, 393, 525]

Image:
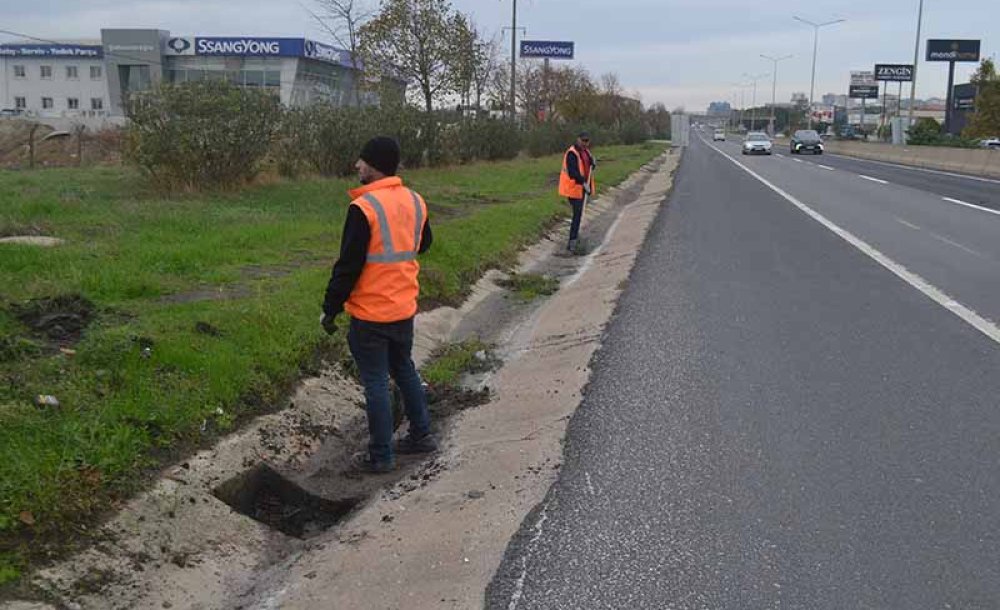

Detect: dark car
[791, 130, 824, 155]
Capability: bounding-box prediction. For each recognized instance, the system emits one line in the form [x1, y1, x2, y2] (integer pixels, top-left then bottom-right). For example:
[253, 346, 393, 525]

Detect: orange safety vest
[345, 176, 428, 323]
[558, 146, 595, 199]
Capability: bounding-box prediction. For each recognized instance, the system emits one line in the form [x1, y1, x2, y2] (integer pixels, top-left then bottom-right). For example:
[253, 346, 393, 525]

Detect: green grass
[497, 273, 561, 302]
[0, 142, 664, 576]
[421, 340, 496, 387]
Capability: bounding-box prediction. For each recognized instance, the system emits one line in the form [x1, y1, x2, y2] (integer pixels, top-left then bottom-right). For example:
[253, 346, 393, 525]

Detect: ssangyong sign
[926, 39, 981, 62]
[196, 38, 287, 56]
[519, 41, 575, 60]
[874, 63, 914, 82]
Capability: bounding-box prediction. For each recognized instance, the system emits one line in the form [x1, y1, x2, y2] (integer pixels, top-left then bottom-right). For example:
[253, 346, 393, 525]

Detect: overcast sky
[4, 0, 996, 110]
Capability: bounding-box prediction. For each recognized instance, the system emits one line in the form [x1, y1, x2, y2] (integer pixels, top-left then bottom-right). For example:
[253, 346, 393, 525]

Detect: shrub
[124, 81, 282, 190]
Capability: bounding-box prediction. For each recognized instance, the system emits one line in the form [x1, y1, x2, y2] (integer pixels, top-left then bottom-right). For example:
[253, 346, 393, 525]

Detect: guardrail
[824, 141, 1000, 179]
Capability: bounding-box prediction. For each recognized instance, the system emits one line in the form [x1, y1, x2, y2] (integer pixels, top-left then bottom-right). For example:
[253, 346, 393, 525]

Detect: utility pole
[907, 0, 924, 134]
[794, 16, 845, 129]
[510, 0, 517, 122]
[762, 54, 793, 135]
[744, 72, 769, 132]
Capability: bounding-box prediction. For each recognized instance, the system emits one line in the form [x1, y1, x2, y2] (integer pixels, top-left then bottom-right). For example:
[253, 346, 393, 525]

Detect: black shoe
[396, 434, 438, 455]
[351, 452, 396, 474]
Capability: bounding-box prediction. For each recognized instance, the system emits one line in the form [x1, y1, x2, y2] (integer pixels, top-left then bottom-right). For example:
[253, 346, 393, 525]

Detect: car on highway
[742, 132, 773, 155]
[980, 138, 1000, 150]
[791, 130, 824, 154]
[713, 129, 726, 142]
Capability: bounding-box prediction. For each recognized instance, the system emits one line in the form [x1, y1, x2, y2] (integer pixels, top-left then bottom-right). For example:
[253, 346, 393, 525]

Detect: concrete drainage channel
[13, 153, 671, 610]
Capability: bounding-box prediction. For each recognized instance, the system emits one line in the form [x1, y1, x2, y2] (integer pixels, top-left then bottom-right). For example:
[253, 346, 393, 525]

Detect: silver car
[742, 132, 773, 155]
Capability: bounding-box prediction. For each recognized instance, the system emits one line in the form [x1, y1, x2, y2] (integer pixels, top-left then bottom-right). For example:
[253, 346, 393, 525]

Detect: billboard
[954, 83, 977, 111]
[810, 104, 835, 123]
[0, 44, 103, 58]
[849, 85, 879, 99]
[162, 36, 354, 67]
[926, 39, 981, 62]
[850, 71, 876, 86]
[519, 40, 575, 59]
[874, 63, 914, 82]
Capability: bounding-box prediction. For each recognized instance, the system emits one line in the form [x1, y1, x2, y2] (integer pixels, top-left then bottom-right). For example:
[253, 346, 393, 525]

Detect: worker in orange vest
[321, 136, 436, 474]
[558, 132, 596, 254]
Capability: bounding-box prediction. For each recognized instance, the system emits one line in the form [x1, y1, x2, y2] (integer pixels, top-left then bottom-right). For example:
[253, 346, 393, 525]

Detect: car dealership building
[0, 28, 387, 123]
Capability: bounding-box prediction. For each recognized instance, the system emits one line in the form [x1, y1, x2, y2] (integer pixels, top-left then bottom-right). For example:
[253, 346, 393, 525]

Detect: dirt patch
[12, 294, 95, 345]
[214, 464, 361, 539]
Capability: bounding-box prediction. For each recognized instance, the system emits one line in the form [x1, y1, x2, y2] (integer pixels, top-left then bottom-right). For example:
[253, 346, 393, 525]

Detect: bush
[907, 117, 980, 148]
[124, 81, 282, 190]
[444, 118, 522, 164]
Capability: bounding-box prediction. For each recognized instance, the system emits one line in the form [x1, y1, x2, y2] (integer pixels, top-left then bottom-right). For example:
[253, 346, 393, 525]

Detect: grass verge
[496, 273, 561, 302]
[0, 142, 664, 585]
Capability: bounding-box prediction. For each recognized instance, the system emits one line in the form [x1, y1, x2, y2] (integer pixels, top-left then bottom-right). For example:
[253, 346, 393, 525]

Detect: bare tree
[309, 0, 373, 106]
[361, 0, 458, 113]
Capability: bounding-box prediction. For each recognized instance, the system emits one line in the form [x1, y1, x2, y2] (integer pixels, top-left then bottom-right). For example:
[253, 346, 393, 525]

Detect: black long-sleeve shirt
[323, 205, 433, 317]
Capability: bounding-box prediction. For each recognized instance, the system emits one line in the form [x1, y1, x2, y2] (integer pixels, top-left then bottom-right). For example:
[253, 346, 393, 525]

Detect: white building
[1, 29, 401, 126]
[0, 41, 110, 119]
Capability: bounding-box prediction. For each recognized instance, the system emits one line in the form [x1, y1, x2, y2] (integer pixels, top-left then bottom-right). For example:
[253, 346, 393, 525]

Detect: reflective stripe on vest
[361, 190, 423, 263]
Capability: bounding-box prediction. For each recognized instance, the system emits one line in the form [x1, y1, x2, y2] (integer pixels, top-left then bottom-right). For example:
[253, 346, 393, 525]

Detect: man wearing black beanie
[321, 136, 437, 474]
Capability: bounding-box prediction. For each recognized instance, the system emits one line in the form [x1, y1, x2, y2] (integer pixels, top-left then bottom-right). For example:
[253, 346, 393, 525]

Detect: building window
[91, 65, 102, 80]
[40, 65, 52, 79]
[15, 97, 26, 110]
[68, 98, 79, 110]
[66, 66, 79, 80]
[42, 97, 54, 109]
[13, 65, 26, 78]
[91, 98, 104, 111]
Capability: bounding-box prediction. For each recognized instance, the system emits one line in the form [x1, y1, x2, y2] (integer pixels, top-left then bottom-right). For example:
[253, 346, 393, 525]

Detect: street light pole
[794, 16, 845, 129]
[907, 0, 924, 134]
[762, 54, 793, 135]
[743, 72, 769, 132]
[510, 0, 517, 121]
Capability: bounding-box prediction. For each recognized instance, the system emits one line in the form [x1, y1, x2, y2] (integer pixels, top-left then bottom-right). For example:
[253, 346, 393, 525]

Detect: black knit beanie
[360, 136, 401, 176]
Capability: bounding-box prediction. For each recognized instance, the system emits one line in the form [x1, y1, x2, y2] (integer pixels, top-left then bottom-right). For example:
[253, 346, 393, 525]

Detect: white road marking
[507, 501, 551, 610]
[794, 158, 804, 164]
[894, 217, 984, 257]
[706, 141, 1000, 346]
[827, 153, 1000, 185]
[942, 196, 1000, 217]
[775, 153, 786, 158]
[817, 164, 835, 171]
[859, 175, 889, 184]
[584, 472, 596, 496]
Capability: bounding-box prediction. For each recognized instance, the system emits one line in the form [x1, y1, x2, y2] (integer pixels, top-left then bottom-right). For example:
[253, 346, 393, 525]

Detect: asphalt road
[486, 134, 1000, 609]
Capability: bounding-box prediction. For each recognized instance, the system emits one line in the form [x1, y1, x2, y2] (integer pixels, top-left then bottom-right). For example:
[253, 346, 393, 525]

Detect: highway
[486, 133, 1000, 609]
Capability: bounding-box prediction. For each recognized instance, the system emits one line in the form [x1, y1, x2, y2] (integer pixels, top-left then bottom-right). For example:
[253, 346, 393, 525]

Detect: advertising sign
[194, 37, 300, 57]
[849, 85, 879, 99]
[953, 83, 978, 111]
[850, 71, 876, 86]
[519, 40, 575, 59]
[874, 63, 914, 82]
[303, 39, 354, 68]
[926, 39, 981, 62]
[810, 104, 835, 123]
[0, 44, 103, 58]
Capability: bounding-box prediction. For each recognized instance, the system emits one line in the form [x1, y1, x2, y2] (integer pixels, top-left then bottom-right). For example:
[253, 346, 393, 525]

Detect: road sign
[519, 41, 574, 60]
[849, 85, 879, 99]
[926, 39, 981, 62]
[874, 64, 914, 82]
[850, 71, 876, 86]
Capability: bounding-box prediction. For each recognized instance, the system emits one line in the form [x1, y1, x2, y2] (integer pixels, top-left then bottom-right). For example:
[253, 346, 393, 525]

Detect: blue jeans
[568, 198, 584, 243]
[348, 317, 431, 464]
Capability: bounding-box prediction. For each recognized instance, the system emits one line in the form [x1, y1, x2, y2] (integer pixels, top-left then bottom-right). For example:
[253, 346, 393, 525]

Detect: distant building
[790, 92, 809, 108]
[821, 93, 838, 106]
[707, 101, 731, 116]
[0, 28, 401, 126]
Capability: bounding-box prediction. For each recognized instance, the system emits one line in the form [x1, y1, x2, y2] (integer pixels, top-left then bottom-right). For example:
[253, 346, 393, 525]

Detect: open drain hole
[214, 463, 360, 539]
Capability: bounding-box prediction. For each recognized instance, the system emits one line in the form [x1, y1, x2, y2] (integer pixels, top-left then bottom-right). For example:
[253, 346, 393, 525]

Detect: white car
[981, 138, 1000, 150]
[713, 129, 726, 142]
[742, 132, 773, 155]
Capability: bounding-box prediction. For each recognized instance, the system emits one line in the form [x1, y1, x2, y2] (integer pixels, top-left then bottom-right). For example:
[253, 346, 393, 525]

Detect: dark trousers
[568, 198, 584, 243]
[348, 317, 432, 464]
